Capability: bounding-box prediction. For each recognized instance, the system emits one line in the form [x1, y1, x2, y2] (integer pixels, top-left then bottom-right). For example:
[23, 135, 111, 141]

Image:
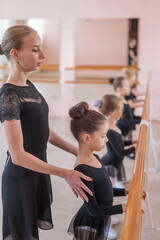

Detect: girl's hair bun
[108, 78, 115, 84]
[69, 101, 89, 119]
[0, 44, 4, 55]
[93, 99, 102, 108]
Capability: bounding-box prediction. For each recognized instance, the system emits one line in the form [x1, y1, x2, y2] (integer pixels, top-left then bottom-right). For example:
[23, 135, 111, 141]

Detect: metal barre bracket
[140, 120, 149, 127]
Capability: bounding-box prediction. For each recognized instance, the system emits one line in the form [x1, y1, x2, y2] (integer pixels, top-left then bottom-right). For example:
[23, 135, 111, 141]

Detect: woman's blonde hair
[0, 25, 37, 60]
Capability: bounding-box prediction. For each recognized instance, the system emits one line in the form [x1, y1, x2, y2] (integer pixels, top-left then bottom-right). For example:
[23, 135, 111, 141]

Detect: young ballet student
[0, 25, 93, 240]
[121, 68, 145, 102]
[112, 77, 141, 139]
[121, 68, 144, 138]
[67, 101, 130, 240]
[94, 94, 136, 188]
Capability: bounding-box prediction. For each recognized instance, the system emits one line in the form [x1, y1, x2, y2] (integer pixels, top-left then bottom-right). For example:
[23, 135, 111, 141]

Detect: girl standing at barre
[94, 94, 136, 188]
[67, 101, 130, 240]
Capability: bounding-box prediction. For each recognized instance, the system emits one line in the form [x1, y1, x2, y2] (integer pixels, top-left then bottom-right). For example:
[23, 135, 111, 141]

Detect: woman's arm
[48, 128, 78, 156]
[3, 119, 93, 202]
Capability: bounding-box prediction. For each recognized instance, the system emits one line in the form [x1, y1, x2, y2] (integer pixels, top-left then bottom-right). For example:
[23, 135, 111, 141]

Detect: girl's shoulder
[107, 127, 121, 136]
[74, 154, 102, 174]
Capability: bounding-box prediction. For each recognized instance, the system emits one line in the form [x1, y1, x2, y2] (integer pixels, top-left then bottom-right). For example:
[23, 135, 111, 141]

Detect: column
[59, 18, 75, 82]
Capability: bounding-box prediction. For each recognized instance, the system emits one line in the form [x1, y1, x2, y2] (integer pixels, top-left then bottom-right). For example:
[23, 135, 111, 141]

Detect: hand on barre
[122, 203, 127, 213]
[141, 199, 146, 214]
[142, 188, 147, 200]
[132, 139, 138, 149]
[124, 188, 146, 199]
[132, 140, 138, 144]
[125, 188, 129, 196]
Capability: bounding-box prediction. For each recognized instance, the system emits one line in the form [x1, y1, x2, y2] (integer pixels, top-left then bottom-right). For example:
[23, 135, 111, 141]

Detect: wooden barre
[0, 64, 140, 71]
[66, 65, 140, 71]
[121, 76, 150, 240]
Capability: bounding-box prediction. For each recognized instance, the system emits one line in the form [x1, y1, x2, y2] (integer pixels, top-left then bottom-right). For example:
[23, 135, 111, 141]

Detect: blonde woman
[0, 25, 92, 240]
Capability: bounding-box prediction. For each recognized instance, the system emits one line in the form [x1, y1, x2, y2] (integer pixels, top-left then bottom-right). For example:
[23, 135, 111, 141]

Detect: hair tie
[93, 99, 102, 108]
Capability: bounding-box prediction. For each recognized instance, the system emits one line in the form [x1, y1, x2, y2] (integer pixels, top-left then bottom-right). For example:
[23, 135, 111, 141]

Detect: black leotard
[68, 155, 125, 240]
[101, 130, 135, 169]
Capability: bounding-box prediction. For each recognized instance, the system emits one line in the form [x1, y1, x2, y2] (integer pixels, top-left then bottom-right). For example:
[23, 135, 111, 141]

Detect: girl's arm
[134, 98, 145, 103]
[113, 188, 126, 197]
[3, 119, 93, 202]
[125, 188, 146, 199]
[127, 99, 144, 109]
[131, 88, 145, 97]
[48, 128, 78, 156]
[124, 140, 136, 146]
[83, 178, 127, 216]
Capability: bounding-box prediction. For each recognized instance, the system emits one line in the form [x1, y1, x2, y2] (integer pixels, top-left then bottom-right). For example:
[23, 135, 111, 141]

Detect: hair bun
[0, 44, 4, 55]
[93, 99, 102, 108]
[69, 101, 89, 119]
[108, 78, 115, 84]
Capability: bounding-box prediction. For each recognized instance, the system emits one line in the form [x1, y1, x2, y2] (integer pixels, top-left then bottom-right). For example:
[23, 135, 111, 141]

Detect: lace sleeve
[0, 89, 22, 123]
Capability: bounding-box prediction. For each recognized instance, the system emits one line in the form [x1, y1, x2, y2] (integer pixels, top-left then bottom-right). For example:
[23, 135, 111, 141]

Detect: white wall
[75, 19, 128, 66]
[43, 19, 60, 65]
[1, 0, 160, 70]
[1, 0, 160, 119]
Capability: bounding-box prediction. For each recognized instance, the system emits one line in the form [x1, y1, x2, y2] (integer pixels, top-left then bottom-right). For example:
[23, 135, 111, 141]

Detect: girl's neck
[74, 144, 101, 168]
[116, 93, 126, 103]
[77, 144, 93, 162]
[107, 115, 121, 134]
[116, 92, 123, 99]
[107, 116, 116, 128]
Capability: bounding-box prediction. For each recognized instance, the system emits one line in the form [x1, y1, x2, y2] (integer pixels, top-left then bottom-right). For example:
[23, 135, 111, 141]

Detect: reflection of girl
[129, 38, 137, 66]
[67, 102, 128, 240]
[0, 25, 92, 240]
[121, 68, 144, 110]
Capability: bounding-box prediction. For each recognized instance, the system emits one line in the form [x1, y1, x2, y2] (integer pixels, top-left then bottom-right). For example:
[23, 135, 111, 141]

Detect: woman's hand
[63, 169, 93, 202]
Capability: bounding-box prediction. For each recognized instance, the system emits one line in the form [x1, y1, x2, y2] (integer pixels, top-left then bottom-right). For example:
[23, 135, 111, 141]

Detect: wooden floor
[0, 82, 160, 239]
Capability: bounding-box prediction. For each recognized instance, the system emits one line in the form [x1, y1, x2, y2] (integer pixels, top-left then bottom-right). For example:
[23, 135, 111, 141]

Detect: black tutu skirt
[2, 150, 53, 240]
[67, 205, 111, 240]
[103, 164, 126, 182]
[117, 163, 126, 181]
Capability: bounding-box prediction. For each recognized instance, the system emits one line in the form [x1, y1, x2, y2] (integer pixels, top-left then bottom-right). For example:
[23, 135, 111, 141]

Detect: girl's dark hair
[108, 78, 115, 85]
[69, 101, 106, 141]
[99, 94, 122, 116]
[113, 77, 125, 91]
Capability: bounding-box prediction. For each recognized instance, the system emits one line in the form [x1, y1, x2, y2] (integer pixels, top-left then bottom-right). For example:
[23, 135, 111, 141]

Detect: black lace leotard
[67, 155, 125, 240]
[0, 80, 53, 240]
